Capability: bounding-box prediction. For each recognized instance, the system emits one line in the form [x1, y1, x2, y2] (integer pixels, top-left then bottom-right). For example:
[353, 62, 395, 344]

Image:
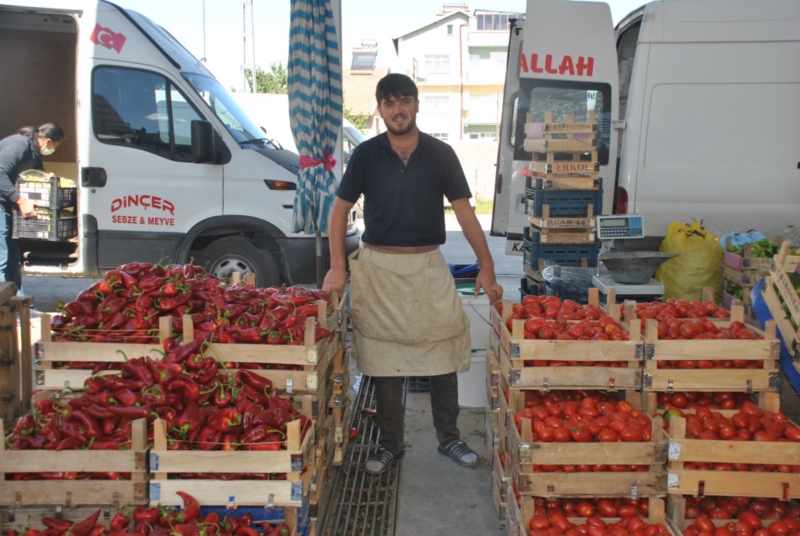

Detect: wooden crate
[666, 415, 800, 499]
[0, 417, 149, 507]
[723, 265, 759, 287]
[309, 414, 335, 522]
[666, 496, 787, 532]
[492, 470, 509, 526]
[506, 413, 667, 498]
[768, 242, 800, 353]
[724, 242, 800, 273]
[761, 275, 800, 357]
[328, 347, 349, 410]
[331, 398, 354, 466]
[640, 305, 780, 394]
[498, 295, 643, 391]
[0, 284, 31, 422]
[514, 498, 673, 536]
[526, 162, 600, 183]
[148, 417, 314, 508]
[529, 225, 596, 245]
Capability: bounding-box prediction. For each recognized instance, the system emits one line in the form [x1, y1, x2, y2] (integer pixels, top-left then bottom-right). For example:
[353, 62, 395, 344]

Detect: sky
[113, 0, 646, 93]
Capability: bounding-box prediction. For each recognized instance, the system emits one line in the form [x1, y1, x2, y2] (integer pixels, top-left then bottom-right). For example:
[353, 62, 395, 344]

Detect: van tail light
[264, 179, 296, 190]
[615, 186, 628, 214]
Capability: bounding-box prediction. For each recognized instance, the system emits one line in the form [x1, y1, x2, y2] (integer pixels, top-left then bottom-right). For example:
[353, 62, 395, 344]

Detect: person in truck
[322, 73, 503, 475]
[0, 123, 64, 292]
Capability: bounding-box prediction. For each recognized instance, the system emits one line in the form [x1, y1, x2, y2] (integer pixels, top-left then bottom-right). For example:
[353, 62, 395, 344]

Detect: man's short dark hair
[375, 73, 418, 105]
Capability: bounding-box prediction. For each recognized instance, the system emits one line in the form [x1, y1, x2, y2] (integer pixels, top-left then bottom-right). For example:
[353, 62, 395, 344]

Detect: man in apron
[322, 73, 503, 475]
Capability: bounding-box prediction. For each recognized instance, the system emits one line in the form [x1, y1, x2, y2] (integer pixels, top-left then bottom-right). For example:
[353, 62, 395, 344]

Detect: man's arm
[450, 198, 503, 304]
[321, 196, 355, 297]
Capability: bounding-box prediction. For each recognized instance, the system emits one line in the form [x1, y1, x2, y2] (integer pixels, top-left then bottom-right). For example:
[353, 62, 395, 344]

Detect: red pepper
[101, 296, 128, 315]
[107, 405, 151, 420]
[84, 404, 115, 420]
[114, 387, 140, 407]
[206, 407, 243, 433]
[241, 424, 268, 444]
[110, 513, 130, 532]
[213, 383, 233, 407]
[222, 517, 240, 534]
[168, 378, 201, 401]
[266, 523, 291, 536]
[217, 330, 236, 344]
[196, 357, 219, 385]
[236, 370, 273, 394]
[121, 357, 155, 387]
[240, 383, 270, 406]
[68, 410, 102, 438]
[242, 403, 262, 429]
[172, 402, 203, 437]
[220, 434, 238, 451]
[148, 360, 184, 385]
[89, 279, 112, 295]
[103, 416, 120, 436]
[133, 506, 160, 525]
[42, 517, 75, 532]
[265, 330, 285, 345]
[196, 426, 222, 450]
[103, 312, 126, 331]
[77, 289, 102, 303]
[168, 491, 200, 524]
[70, 509, 102, 536]
[236, 527, 259, 536]
[13, 414, 36, 436]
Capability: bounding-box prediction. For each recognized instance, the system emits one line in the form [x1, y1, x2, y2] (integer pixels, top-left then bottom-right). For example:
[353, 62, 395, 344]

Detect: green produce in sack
[655, 220, 723, 302]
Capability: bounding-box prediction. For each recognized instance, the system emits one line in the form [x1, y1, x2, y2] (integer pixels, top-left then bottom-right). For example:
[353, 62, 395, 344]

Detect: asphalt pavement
[22, 214, 523, 311]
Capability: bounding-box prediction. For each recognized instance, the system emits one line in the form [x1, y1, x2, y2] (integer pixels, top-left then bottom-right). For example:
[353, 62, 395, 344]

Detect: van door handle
[82, 167, 107, 188]
[496, 174, 503, 194]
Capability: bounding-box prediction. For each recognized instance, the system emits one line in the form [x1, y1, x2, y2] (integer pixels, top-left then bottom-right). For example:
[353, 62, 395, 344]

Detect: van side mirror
[191, 120, 216, 163]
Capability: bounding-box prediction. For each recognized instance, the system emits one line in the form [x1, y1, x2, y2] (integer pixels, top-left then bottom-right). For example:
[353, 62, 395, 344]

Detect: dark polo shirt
[336, 131, 471, 247]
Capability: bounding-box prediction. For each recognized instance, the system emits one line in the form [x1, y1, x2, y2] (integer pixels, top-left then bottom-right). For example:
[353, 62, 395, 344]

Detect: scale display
[596, 215, 644, 240]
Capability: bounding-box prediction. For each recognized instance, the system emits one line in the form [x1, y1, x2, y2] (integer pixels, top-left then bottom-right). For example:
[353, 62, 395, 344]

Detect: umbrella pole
[316, 230, 324, 289]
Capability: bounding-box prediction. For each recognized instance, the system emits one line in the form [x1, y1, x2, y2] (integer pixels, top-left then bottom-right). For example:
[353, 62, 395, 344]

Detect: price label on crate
[149, 482, 161, 501]
[149, 453, 160, 471]
[290, 482, 303, 502]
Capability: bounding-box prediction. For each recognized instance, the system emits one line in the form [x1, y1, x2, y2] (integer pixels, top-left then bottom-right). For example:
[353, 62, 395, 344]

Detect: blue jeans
[0, 206, 22, 294]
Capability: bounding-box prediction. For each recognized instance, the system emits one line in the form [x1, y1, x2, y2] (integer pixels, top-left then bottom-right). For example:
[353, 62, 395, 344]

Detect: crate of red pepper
[506, 389, 667, 498]
[494, 292, 643, 391]
[637, 304, 780, 393]
[0, 406, 149, 506]
[665, 406, 800, 499]
[0, 491, 302, 536]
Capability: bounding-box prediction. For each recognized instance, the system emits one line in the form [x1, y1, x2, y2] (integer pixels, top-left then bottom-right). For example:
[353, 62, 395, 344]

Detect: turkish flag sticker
[90, 23, 127, 54]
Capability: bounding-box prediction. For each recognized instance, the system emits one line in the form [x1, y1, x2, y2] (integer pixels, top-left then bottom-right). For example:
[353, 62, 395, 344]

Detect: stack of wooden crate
[1, 280, 346, 536]
[760, 242, 800, 358]
[522, 110, 602, 301]
[0, 283, 33, 423]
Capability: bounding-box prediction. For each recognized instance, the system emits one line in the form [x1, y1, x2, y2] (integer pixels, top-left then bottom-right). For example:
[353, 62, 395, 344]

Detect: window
[93, 67, 203, 162]
[424, 54, 450, 74]
[476, 13, 524, 31]
[447, 24, 453, 35]
[470, 133, 496, 140]
[512, 79, 611, 165]
[430, 132, 449, 141]
[424, 95, 450, 113]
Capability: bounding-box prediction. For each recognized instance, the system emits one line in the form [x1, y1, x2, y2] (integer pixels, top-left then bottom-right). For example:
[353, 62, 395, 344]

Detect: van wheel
[196, 236, 280, 287]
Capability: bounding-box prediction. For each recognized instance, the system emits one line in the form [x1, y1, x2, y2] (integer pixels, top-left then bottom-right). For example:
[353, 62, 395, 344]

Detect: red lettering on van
[520, 53, 594, 77]
[110, 195, 176, 216]
[90, 24, 126, 54]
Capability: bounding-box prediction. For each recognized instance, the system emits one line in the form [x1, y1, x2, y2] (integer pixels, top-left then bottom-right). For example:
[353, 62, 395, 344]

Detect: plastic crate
[17, 173, 77, 209]
[520, 277, 540, 301]
[406, 377, 430, 393]
[12, 208, 78, 240]
[522, 227, 600, 270]
[525, 176, 602, 218]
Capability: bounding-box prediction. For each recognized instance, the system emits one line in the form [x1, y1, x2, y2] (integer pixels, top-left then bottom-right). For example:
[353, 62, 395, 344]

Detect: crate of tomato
[665, 405, 800, 500]
[637, 302, 780, 394]
[507, 389, 667, 498]
[495, 290, 643, 392]
[667, 494, 800, 534]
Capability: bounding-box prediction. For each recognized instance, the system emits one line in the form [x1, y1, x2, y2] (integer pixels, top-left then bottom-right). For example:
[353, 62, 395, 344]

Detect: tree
[343, 108, 369, 132]
[244, 62, 288, 94]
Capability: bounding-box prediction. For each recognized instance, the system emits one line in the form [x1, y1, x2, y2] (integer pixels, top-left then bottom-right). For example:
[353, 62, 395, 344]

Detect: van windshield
[182, 74, 276, 149]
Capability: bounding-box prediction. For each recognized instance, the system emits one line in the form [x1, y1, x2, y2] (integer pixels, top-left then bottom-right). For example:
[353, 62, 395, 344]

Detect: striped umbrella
[288, 0, 342, 237]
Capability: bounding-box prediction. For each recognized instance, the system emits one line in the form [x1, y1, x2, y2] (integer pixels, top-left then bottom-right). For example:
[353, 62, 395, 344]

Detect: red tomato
[552, 512, 571, 532]
[596, 499, 617, 517]
[586, 516, 606, 528]
[769, 522, 789, 536]
[572, 426, 591, 443]
[617, 505, 638, 518]
[696, 519, 717, 533]
[785, 426, 800, 442]
[554, 427, 572, 443]
[715, 529, 734, 536]
[620, 426, 643, 442]
[530, 516, 552, 530]
[577, 502, 596, 518]
[739, 513, 762, 530]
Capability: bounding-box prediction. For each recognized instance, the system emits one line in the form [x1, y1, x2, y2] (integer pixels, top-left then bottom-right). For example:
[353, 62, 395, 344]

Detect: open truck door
[492, 0, 620, 256]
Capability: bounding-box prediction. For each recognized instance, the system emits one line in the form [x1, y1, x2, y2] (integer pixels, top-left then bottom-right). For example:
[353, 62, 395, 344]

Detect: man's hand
[16, 197, 35, 218]
[322, 266, 347, 298]
[475, 266, 503, 305]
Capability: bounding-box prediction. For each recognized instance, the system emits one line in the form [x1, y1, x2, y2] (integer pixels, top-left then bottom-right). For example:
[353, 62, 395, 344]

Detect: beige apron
[349, 247, 471, 377]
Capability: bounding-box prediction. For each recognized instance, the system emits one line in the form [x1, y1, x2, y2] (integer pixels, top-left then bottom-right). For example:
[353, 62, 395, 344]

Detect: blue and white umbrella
[288, 0, 342, 237]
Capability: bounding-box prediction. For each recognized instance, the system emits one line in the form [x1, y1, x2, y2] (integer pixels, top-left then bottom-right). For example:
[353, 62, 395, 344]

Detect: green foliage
[244, 62, 288, 94]
[343, 108, 369, 131]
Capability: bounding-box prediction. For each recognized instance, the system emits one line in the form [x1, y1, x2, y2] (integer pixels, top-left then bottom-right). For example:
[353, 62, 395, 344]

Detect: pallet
[511, 498, 674, 536]
[761, 275, 800, 356]
[497, 293, 643, 391]
[0, 417, 149, 507]
[638, 303, 780, 393]
[666, 415, 800, 499]
[506, 413, 666, 497]
[149, 417, 314, 508]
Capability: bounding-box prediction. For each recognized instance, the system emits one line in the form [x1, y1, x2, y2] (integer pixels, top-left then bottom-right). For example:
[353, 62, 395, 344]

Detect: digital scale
[592, 215, 665, 298]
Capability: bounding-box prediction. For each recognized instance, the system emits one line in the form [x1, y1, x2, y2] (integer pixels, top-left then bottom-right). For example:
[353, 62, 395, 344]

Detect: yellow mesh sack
[655, 220, 723, 302]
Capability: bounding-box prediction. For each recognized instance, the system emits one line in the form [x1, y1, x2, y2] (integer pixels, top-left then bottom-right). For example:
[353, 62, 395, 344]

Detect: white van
[493, 0, 800, 254]
[0, 0, 360, 285]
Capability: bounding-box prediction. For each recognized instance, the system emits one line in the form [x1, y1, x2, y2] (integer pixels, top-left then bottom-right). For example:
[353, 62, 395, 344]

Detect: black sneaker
[438, 439, 478, 468]
[365, 447, 404, 475]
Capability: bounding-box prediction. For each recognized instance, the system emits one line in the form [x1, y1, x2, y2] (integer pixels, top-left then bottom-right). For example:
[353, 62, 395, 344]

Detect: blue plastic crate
[523, 227, 600, 271]
[407, 377, 430, 393]
[525, 176, 603, 218]
[520, 277, 540, 302]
